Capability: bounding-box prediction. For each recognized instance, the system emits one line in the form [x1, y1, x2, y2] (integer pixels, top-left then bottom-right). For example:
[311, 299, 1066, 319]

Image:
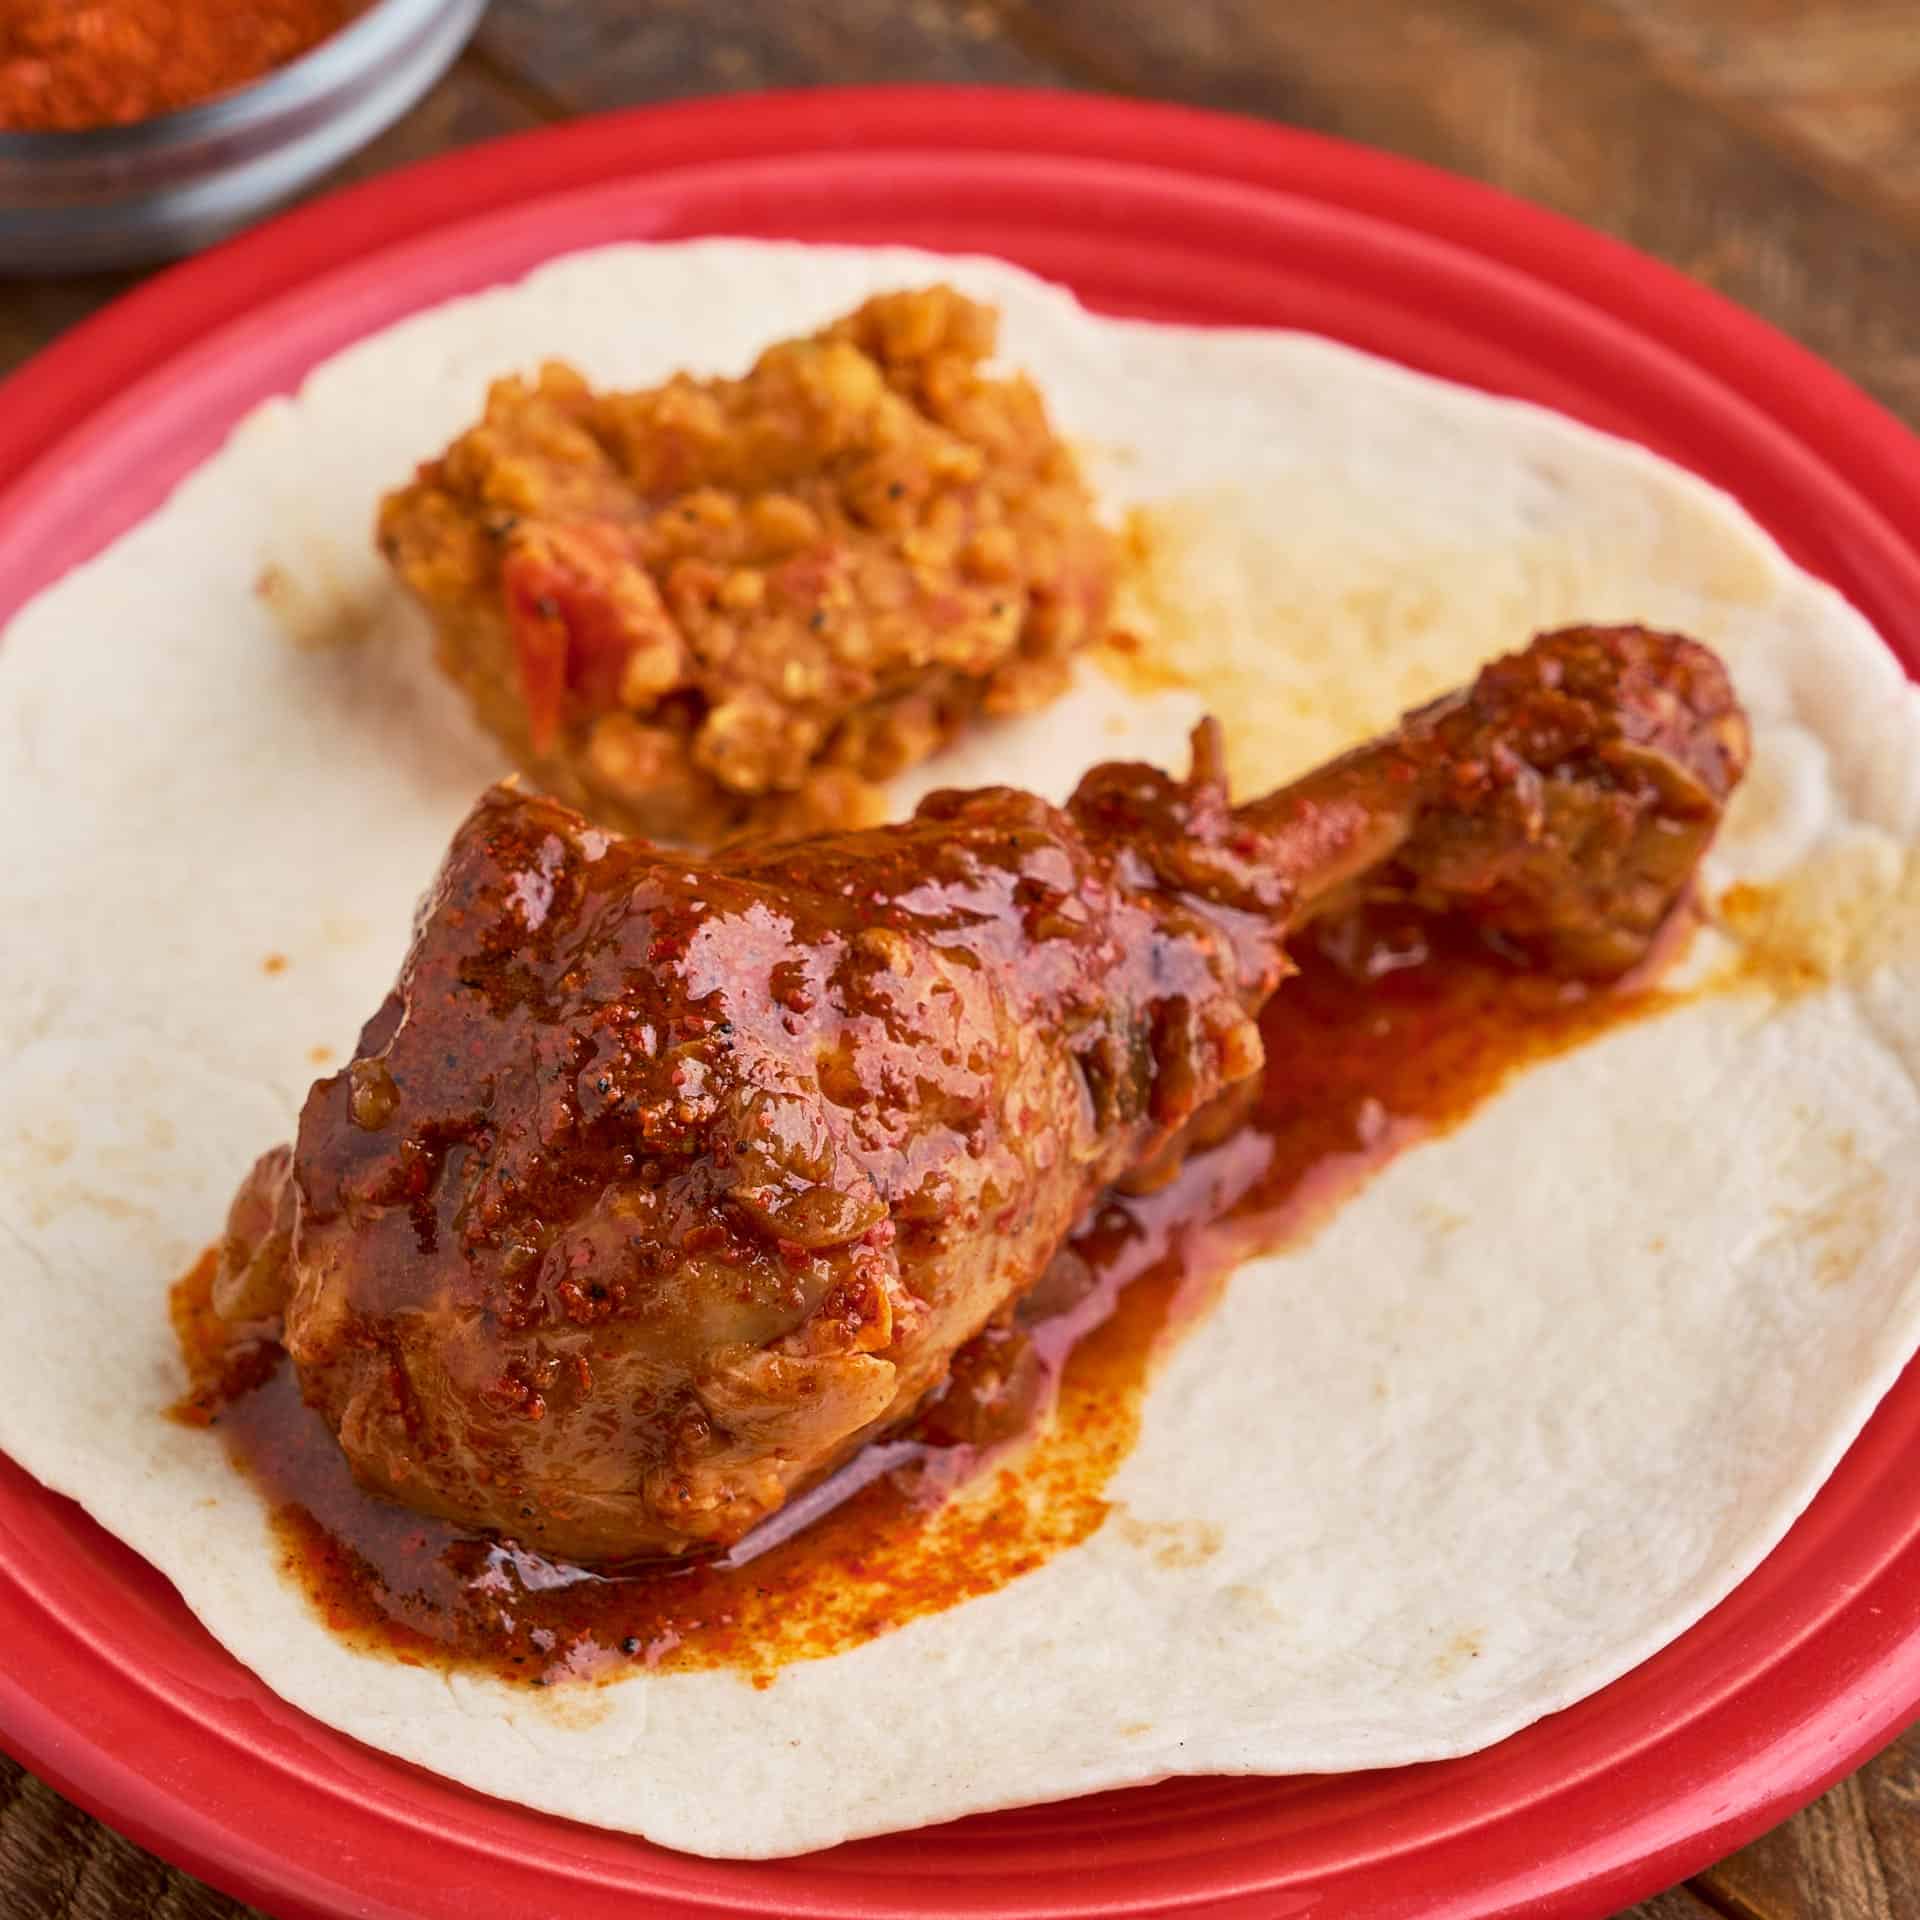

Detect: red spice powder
[0, 1, 364, 133]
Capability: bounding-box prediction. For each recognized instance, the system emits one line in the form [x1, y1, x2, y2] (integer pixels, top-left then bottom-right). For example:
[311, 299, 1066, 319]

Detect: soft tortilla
[1, 242, 1917, 1859]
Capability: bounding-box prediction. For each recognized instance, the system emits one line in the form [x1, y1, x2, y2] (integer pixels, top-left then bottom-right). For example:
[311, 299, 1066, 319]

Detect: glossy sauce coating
[174, 910, 1674, 1688]
[210, 625, 1747, 1575]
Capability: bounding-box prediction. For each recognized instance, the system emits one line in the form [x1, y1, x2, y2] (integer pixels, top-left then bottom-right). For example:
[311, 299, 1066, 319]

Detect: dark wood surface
[2, 2, 1916, 1914]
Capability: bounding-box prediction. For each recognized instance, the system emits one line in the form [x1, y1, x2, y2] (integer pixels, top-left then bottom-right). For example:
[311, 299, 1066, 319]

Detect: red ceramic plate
[1, 88, 1918, 1920]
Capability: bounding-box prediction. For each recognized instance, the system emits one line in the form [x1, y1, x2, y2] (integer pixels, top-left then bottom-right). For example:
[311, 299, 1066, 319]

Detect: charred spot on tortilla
[177, 624, 1747, 1683]
[377, 285, 1115, 848]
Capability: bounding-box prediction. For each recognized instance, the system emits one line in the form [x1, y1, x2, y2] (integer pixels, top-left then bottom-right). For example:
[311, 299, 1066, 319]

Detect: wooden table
[3, 2, 1917, 1914]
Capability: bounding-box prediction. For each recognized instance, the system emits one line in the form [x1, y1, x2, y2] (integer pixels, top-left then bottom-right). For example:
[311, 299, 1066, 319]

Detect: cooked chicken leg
[214, 626, 1747, 1563]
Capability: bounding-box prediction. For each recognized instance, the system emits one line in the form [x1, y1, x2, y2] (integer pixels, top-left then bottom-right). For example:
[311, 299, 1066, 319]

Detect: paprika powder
[0, 0, 364, 133]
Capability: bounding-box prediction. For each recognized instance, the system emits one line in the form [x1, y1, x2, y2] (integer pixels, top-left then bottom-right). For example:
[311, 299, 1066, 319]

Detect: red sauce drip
[171, 911, 1677, 1687]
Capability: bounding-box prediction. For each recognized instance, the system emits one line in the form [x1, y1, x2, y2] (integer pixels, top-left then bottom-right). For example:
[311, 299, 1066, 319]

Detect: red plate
[2, 87, 1918, 1920]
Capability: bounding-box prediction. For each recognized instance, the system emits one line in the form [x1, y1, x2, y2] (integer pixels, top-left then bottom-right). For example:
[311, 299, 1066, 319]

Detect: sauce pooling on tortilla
[171, 912, 1676, 1689]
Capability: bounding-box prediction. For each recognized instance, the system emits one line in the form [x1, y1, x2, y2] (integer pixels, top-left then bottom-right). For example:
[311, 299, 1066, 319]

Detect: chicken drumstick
[215, 626, 1746, 1564]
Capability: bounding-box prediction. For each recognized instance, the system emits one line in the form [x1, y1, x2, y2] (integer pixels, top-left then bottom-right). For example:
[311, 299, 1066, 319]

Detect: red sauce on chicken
[171, 623, 1744, 1686]
[173, 911, 1675, 1687]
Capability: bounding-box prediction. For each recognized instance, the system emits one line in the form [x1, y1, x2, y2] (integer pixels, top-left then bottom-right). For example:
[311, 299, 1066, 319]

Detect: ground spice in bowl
[0, 0, 363, 132]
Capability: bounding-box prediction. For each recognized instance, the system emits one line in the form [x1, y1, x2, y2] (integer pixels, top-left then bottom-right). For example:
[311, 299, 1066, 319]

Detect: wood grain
[2, 2, 1919, 1915]
[475, 0, 1053, 106]
[1627, 1890, 1729, 1920]
[960, 0, 1920, 420]
[1705, 1736, 1920, 1920]
[1593, 0, 1920, 229]
[0, 1759, 256, 1919]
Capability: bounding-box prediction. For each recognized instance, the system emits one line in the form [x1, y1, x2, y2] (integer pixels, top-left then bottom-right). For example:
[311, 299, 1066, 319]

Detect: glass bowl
[0, 0, 487, 273]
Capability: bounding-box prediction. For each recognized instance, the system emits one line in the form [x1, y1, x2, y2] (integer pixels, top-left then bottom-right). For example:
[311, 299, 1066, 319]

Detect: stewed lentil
[378, 285, 1116, 845]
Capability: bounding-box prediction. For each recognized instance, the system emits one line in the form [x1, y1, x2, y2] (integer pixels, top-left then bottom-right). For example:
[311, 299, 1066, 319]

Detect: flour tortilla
[1, 243, 1917, 1860]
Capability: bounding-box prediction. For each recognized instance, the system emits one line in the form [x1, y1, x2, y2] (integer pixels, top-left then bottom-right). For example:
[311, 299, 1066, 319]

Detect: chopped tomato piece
[501, 521, 681, 755]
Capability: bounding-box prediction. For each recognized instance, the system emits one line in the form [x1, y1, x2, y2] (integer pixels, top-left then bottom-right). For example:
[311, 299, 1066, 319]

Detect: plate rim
[2, 83, 1918, 1920]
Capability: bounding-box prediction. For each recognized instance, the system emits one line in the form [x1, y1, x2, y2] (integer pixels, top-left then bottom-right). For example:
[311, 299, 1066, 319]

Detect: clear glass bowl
[0, 0, 487, 273]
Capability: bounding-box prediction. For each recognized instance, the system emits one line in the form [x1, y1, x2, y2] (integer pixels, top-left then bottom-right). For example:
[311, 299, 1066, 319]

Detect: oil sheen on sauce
[171, 911, 1676, 1689]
